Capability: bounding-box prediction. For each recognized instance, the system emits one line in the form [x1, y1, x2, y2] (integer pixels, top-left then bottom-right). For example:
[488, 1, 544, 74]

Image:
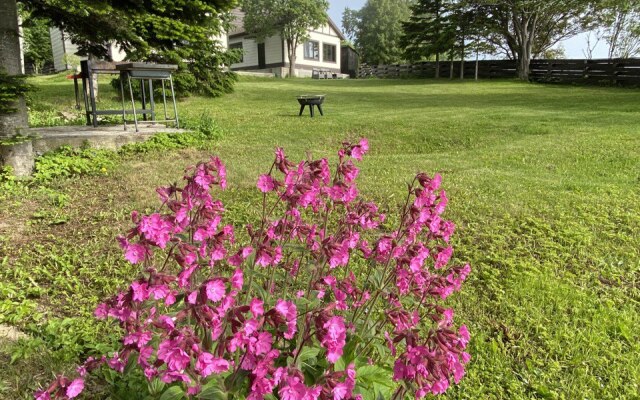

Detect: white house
[49, 28, 126, 72]
[49, 9, 345, 78]
[225, 9, 345, 77]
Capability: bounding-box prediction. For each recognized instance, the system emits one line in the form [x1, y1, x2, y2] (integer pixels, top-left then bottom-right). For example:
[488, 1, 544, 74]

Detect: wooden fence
[359, 58, 640, 86]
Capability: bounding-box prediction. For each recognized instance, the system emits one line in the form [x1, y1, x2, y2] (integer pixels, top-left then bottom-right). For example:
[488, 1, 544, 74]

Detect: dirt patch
[0, 324, 28, 341]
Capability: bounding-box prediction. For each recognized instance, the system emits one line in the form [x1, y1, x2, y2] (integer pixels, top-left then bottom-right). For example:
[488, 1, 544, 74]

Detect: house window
[323, 43, 337, 63]
[304, 40, 320, 61]
[229, 42, 243, 63]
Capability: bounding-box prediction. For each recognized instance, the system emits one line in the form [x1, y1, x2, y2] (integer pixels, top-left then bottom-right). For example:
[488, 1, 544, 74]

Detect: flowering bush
[36, 140, 471, 400]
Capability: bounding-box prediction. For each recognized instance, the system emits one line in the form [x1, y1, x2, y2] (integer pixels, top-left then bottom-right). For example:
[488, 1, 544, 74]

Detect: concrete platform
[1, 124, 185, 177]
[28, 124, 184, 155]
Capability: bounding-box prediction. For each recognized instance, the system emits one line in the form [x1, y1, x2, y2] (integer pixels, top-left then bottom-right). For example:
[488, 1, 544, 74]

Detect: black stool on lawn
[297, 95, 325, 117]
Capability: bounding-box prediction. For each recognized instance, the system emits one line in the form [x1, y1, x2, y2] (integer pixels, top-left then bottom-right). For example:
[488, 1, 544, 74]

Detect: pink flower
[435, 246, 453, 269]
[257, 174, 276, 192]
[124, 243, 148, 264]
[195, 352, 229, 377]
[34, 390, 50, 400]
[157, 340, 191, 372]
[231, 269, 244, 289]
[139, 214, 173, 248]
[279, 374, 321, 400]
[65, 378, 84, 398]
[459, 325, 470, 347]
[250, 298, 264, 317]
[275, 300, 298, 339]
[205, 280, 226, 302]
[130, 281, 149, 302]
[252, 331, 273, 356]
[228, 246, 253, 266]
[320, 316, 346, 363]
[350, 138, 369, 161]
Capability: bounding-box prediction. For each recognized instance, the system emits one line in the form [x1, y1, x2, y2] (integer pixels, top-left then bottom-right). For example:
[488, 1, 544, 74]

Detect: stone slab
[28, 124, 185, 155]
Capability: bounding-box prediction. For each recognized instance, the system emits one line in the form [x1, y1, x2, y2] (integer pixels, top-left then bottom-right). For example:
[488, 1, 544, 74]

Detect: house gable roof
[228, 8, 345, 41]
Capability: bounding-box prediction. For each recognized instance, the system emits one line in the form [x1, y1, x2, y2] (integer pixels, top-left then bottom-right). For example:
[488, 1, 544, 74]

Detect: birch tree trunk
[287, 39, 297, 78]
[0, 0, 28, 138]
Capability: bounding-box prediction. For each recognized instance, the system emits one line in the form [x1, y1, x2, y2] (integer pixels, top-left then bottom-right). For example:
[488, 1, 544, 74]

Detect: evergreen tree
[20, 0, 239, 96]
[401, 0, 454, 78]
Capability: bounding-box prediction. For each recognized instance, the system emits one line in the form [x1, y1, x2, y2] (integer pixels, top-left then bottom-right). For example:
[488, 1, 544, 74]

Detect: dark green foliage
[343, 0, 412, 65]
[20, 0, 239, 97]
[0, 71, 31, 114]
[401, 0, 454, 63]
[19, 7, 54, 75]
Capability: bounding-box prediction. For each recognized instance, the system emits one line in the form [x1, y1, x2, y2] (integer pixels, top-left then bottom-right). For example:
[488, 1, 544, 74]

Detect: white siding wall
[230, 35, 283, 69]
[288, 25, 341, 75]
[229, 37, 259, 69]
[265, 35, 283, 65]
[50, 28, 83, 72]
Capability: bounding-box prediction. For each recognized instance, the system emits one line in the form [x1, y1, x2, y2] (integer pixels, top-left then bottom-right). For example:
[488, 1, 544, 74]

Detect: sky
[326, 0, 609, 59]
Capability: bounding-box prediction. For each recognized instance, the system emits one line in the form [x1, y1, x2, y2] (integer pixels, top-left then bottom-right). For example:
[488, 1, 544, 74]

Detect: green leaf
[148, 378, 166, 396]
[159, 386, 185, 400]
[356, 365, 394, 387]
[197, 382, 228, 400]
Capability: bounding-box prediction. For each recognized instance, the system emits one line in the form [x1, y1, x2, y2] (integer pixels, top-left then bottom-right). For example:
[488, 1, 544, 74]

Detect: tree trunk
[475, 49, 479, 81]
[449, 50, 454, 79]
[517, 42, 531, 80]
[435, 53, 440, 79]
[0, 0, 28, 138]
[460, 44, 465, 80]
[287, 39, 296, 78]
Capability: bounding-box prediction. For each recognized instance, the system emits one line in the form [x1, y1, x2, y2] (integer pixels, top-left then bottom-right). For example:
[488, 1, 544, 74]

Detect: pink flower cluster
[37, 140, 471, 400]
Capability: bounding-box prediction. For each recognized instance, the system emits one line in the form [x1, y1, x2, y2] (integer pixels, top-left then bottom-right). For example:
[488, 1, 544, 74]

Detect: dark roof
[228, 8, 345, 40]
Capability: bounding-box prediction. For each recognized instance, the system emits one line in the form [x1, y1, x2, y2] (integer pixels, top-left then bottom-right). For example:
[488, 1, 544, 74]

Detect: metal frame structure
[116, 63, 179, 132]
[80, 61, 179, 132]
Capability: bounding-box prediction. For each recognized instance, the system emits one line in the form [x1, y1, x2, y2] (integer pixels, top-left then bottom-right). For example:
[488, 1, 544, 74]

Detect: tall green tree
[242, 0, 329, 78]
[343, 0, 413, 65]
[20, 9, 53, 75]
[468, 0, 596, 80]
[401, 0, 453, 77]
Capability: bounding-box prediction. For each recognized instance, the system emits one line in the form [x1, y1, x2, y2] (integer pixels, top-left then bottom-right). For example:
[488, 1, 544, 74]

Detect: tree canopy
[466, 0, 596, 79]
[242, 0, 329, 77]
[19, 0, 239, 96]
[343, 0, 413, 65]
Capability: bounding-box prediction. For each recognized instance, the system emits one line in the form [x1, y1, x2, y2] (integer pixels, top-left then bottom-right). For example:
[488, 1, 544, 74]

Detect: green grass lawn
[1, 75, 639, 399]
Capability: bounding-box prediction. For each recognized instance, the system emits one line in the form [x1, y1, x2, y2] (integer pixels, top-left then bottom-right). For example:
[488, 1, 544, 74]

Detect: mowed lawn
[1, 75, 639, 399]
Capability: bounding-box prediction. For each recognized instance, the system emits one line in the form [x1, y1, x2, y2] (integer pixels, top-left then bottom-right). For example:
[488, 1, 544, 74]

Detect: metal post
[149, 79, 156, 124]
[127, 73, 139, 132]
[140, 80, 147, 122]
[73, 77, 81, 110]
[169, 75, 179, 128]
[161, 80, 168, 121]
[81, 74, 91, 125]
[88, 69, 98, 127]
[119, 72, 127, 131]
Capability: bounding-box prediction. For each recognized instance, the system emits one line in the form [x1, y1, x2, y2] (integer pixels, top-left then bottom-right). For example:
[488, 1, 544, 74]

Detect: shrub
[36, 140, 471, 399]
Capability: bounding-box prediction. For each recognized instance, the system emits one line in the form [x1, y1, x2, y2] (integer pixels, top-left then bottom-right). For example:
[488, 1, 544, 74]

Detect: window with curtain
[304, 41, 320, 60]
